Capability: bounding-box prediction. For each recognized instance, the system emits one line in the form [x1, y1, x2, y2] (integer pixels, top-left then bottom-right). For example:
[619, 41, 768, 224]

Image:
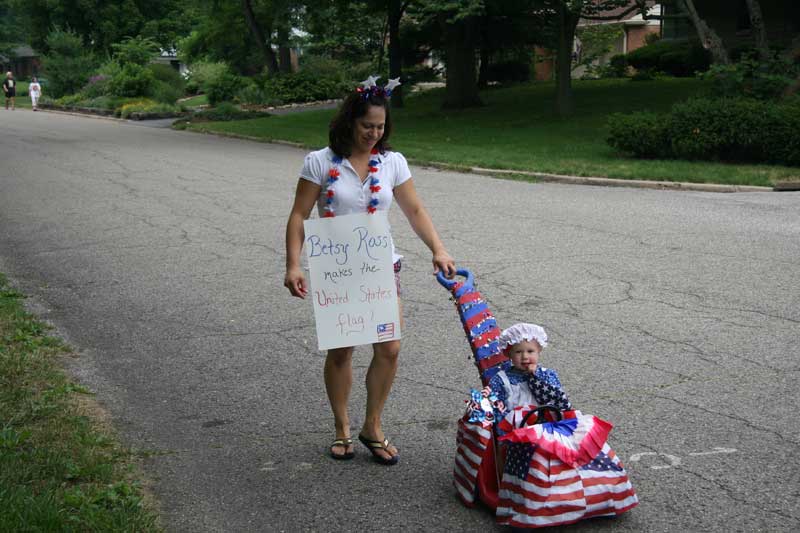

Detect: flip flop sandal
[358, 434, 399, 465]
[329, 437, 355, 460]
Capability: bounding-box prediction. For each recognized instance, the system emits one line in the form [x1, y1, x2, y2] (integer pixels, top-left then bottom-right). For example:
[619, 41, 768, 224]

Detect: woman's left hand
[432, 249, 456, 278]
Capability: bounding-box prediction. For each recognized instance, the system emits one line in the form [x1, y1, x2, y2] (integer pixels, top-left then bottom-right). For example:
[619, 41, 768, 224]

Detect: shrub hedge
[626, 40, 711, 77]
[262, 71, 351, 104]
[606, 112, 671, 159]
[701, 54, 800, 101]
[607, 97, 800, 166]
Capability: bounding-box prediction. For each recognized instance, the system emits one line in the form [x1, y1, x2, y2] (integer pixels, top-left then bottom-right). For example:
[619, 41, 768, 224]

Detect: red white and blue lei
[323, 148, 382, 218]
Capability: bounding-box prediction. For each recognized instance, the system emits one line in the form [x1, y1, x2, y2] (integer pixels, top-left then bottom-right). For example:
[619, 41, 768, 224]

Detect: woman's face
[508, 340, 541, 374]
[352, 105, 386, 153]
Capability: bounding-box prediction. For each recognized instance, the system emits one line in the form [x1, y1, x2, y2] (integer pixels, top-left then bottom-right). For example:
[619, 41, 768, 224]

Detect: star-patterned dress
[488, 366, 572, 435]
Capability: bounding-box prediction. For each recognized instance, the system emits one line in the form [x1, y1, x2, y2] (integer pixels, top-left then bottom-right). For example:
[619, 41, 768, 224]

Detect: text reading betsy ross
[304, 212, 401, 350]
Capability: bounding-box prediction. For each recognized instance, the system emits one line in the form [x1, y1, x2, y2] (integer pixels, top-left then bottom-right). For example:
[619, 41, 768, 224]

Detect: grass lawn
[180, 93, 208, 107]
[187, 78, 799, 187]
[0, 274, 160, 531]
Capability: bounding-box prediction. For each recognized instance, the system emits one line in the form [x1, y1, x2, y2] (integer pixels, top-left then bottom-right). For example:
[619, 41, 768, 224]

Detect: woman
[28, 76, 42, 111]
[3, 71, 15, 110]
[284, 79, 455, 465]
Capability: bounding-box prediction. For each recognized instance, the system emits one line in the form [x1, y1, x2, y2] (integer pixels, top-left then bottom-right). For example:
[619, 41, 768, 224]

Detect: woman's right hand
[284, 266, 308, 298]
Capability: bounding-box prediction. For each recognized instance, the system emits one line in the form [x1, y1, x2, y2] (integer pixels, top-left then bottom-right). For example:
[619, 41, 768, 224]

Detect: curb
[38, 107, 127, 123]
[39, 106, 184, 123]
[468, 167, 774, 193]
[183, 127, 308, 149]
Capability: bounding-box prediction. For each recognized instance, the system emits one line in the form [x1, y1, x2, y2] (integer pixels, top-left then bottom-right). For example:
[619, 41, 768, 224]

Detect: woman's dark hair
[329, 91, 392, 157]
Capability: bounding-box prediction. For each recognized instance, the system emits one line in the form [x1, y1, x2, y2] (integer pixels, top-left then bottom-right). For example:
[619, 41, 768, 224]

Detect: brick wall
[627, 25, 660, 52]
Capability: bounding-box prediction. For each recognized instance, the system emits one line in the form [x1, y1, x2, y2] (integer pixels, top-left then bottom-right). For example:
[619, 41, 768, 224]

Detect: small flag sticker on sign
[377, 323, 395, 341]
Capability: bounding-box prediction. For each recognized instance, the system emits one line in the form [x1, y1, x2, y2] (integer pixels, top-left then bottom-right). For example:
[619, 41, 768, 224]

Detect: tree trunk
[388, 0, 404, 108]
[679, 0, 730, 65]
[477, 18, 490, 89]
[555, 2, 580, 117]
[277, 24, 292, 73]
[442, 16, 482, 109]
[744, 0, 770, 61]
[242, 0, 279, 74]
[477, 45, 490, 89]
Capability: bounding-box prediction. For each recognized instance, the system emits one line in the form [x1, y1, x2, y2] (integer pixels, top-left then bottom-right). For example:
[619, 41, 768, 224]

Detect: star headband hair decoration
[356, 75, 401, 99]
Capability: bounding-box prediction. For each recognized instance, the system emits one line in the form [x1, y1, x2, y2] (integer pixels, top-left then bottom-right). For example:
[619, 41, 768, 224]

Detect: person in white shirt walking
[28, 76, 42, 111]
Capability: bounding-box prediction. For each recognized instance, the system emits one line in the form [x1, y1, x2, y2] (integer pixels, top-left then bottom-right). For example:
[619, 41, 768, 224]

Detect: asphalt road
[1, 109, 799, 533]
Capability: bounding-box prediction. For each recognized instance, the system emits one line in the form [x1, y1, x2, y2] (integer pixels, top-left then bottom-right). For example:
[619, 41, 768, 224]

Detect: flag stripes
[496, 442, 638, 527]
[453, 419, 492, 506]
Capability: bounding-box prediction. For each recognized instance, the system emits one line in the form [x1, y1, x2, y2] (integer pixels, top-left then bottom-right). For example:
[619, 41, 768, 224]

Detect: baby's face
[508, 340, 541, 373]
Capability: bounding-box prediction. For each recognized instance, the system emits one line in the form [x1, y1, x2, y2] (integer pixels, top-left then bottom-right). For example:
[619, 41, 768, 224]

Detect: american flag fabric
[454, 418, 493, 506]
[376, 322, 395, 341]
[499, 409, 613, 468]
[496, 410, 638, 528]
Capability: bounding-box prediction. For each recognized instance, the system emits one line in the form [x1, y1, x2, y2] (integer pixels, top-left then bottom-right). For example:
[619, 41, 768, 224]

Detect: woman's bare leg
[325, 346, 354, 456]
[361, 339, 401, 460]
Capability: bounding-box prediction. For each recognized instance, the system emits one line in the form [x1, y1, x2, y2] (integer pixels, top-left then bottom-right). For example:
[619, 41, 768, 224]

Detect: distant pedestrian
[3, 71, 16, 110]
[28, 76, 41, 111]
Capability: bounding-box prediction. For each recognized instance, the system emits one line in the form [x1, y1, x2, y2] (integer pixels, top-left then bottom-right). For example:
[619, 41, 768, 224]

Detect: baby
[487, 322, 572, 431]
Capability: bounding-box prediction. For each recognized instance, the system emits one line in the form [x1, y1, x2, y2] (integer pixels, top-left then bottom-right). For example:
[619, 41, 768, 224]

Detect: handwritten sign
[304, 212, 401, 350]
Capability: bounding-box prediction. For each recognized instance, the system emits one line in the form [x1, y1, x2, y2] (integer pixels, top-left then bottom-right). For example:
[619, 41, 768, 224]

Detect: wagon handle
[520, 405, 564, 427]
[436, 268, 473, 290]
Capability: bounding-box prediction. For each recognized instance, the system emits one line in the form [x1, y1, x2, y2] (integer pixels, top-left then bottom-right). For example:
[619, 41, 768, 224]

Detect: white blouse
[299, 147, 412, 263]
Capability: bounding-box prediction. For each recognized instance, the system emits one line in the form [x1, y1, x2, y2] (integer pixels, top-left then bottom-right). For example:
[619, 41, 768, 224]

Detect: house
[0, 45, 41, 79]
[153, 49, 189, 77]
[572, 1, 662, 78]
[532, 1, 662, 81]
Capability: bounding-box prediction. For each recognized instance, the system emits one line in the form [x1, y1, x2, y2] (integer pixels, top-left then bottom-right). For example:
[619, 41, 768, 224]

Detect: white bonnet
[498, 323, 548, 352]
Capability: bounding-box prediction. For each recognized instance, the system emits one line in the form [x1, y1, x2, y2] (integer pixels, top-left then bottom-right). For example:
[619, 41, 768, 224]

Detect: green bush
[82, 74, 111, 98]
[118, 99, 181, 119]
[262, 71, 351, 103]
[185, 61, 229, 95]
[206, 72, 242, 105]
[189, 102, 270, 122]
[630, 68, 657, 81]
[235, 82, 282, 106]
[701, 54, 799, 101]
[296, 55, 374, 89]
[111, 36, 159, 66]
[83, 95, 124, 110]
[346, 61, 380, 84]
[668, 97, 800, 164]
[627, 40, 711, 77]
[605, 54, 629, 78]
[606, 112, 671, 159]
[40, 28, 96, 98]
[150, 80, 182, 104]
[299, 55, 350, 79]
[148, 63, 185, 91]
[607, 98, 800, 166]
[54, 93, 87, 107]
[107, 63, 155, 97]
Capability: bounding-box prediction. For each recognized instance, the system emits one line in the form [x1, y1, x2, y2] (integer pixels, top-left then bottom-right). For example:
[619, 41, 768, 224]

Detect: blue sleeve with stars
[488, 373, 508, 407]
[529, 370, 572, 411]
